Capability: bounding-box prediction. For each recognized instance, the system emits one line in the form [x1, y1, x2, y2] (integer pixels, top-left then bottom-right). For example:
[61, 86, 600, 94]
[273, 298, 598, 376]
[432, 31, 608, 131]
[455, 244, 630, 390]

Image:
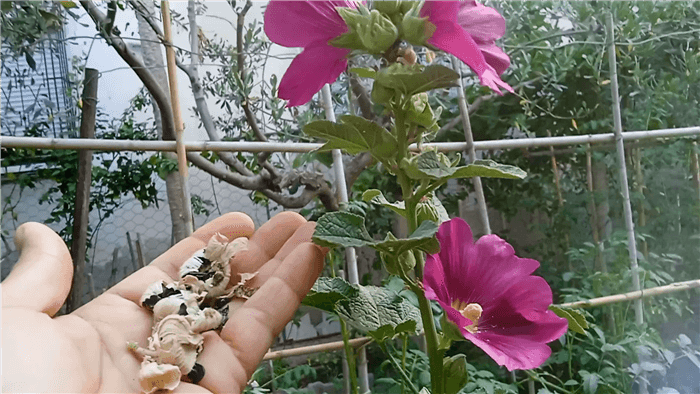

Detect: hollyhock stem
[412, 256, 444, 394]
[394, 102, 445, 394]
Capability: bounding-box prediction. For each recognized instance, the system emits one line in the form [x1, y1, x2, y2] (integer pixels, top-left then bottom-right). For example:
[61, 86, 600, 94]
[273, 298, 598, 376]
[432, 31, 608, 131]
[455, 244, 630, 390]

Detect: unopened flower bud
[373, 0, 402, 15]
[356, 10, 399, 54]
[401, 2, 435, 46]
[416, 200, 441, 224]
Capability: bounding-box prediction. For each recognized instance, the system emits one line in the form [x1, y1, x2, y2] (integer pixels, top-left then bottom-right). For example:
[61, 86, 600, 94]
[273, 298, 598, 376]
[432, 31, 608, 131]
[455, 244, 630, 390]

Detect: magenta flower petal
[278, 44, 351, 107]
[421, 1, 513, 94]
[423, 218, 568, 371]
[478, 43, 510, 76]
[457, 2, 506, 45]
[264, 1, 357, 106]
[264, 1, 354, 47]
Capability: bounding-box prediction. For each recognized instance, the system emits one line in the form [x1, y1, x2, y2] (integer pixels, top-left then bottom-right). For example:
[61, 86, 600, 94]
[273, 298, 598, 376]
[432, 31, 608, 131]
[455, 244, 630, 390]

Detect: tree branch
[95, 0, 339, 211]
[189, 152, 337, 210]
[349, 74, 374, 121]
[236, 0, 276, 168]
[81, 0, 176, 142]
[435, 76, 544, 138]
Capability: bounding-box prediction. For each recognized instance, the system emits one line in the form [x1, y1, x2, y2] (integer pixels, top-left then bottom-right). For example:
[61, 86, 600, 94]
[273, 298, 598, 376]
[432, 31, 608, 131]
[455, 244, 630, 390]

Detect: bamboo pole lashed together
[162, 0, 194, 237]
[451, 56, 491, 235]
[259, 278, 700, 361]
[606, 12, 644, 326]
[321, 84, 370, 394]
[65, 67, 99, 313]
[4, 127, 700, 153]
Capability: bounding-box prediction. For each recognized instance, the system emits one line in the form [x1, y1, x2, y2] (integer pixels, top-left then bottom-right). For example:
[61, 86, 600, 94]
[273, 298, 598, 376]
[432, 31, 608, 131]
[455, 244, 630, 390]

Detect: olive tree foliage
[436, 1, 700, 265]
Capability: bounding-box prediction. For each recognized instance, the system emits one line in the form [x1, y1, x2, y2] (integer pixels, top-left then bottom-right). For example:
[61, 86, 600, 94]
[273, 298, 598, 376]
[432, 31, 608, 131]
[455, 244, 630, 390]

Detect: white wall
[66, 1, 294, 141]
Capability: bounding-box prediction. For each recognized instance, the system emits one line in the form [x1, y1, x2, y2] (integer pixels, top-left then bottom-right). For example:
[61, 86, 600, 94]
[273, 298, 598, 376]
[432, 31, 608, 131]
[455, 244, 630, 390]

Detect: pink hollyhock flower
[423, 218, 568, 371]
[420, 1, 514, 94]
[264, 1, 357, 107]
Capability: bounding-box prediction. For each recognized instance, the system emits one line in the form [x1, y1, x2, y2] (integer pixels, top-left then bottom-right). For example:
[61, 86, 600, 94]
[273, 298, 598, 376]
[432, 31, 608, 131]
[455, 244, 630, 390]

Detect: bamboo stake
[451, 56, 490, 235]
[634, 146, 648, 258]
[691, 141, 700, 223]
[586, 145, 606, 272]
[263, 337, 372, 361]
[321, 84, 369, 394]
[559, 279, 700, 309]
[161, 0, 194, 237]
[126, 232, 138, 272]
[257, 279, 700, 361]
[547, 130, 571, 270]
[3, 127, 700, 153]
[135, 233, 146, 268]
[606, 12, 643, 326]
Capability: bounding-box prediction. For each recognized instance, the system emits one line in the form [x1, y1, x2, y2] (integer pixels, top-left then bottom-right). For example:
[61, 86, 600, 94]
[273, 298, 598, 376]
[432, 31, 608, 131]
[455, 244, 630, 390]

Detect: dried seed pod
[204, 234, 248, 263]
[132, 234, 250, 392]
[137, 360, 181, 394]
[147, 315, 204, 375]
[140, 281, 182, 311]
[177, 235, 249, 301]
[179, 249, 208, 279]
[152, 289, 203, 324]
[189, 307, 223, 333]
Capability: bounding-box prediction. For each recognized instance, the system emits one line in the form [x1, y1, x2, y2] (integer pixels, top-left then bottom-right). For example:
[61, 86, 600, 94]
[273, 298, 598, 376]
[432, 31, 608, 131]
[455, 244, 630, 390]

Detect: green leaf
[368, 320, 418, 342]
[303, 277, 359, 313]
[375, 64, 459, 96]
[25, 52, 36, 70]
[549, 305, 588, 335]
[372, 220, 439, 255]
[314, 212, 439, 254]
[380, 248, 416, 276]
[59, 1, 78, 8]
[336, 284, 423, 337]
[402, 151, 526, 181]
[349, 67, 377, 79]
[312, 211, 373, 248]
[303, 115, 397, 160]
[443, 354, 469, 394]
[362, 189, 406, 216]
[451, 160, 527, 180]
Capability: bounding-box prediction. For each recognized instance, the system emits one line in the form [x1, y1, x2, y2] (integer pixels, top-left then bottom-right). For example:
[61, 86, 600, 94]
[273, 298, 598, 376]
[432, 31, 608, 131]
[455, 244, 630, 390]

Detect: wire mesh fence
[0, 164, 277, 301]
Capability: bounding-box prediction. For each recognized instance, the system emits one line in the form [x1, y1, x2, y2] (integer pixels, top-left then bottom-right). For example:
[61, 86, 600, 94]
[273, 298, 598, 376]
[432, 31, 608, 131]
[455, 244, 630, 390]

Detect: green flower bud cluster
[332, 1, 435, 55]
[336, 6, 398, 54]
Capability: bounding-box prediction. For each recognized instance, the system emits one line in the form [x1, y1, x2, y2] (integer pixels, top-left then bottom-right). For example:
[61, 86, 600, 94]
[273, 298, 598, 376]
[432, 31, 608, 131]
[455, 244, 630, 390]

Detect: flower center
[451, 300, 482, 334]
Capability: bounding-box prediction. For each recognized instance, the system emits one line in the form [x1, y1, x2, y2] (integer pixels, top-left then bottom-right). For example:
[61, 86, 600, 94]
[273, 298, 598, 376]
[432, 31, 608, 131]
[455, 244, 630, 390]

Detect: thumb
[2, 222, 73, 315]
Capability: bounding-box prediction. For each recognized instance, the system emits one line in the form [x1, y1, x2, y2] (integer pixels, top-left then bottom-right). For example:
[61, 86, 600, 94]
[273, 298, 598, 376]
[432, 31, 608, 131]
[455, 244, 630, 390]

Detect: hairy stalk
[340, 318, 359, 394]
[379, 341, 421, 394]
[393, 101, 444, 394]
[412, 259, 443, 394]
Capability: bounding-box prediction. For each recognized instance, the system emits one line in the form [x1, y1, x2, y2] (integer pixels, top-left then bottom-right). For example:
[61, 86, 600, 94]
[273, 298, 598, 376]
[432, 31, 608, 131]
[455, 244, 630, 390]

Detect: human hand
[2, 211, 326, 393]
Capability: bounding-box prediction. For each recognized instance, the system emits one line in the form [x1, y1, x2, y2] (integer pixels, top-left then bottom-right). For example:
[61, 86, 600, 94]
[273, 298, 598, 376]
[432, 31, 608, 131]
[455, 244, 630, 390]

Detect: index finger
[222, 241, 325, 377]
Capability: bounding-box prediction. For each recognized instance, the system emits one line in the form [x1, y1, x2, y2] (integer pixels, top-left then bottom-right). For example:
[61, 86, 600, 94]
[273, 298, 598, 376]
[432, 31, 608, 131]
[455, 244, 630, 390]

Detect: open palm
[2, 212, 325, 393]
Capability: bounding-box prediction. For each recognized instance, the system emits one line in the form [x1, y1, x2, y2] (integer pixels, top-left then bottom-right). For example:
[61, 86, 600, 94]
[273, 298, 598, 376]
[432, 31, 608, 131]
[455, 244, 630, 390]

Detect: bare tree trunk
[136, 0, 188, 242]
[66, 68, 98, 312]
